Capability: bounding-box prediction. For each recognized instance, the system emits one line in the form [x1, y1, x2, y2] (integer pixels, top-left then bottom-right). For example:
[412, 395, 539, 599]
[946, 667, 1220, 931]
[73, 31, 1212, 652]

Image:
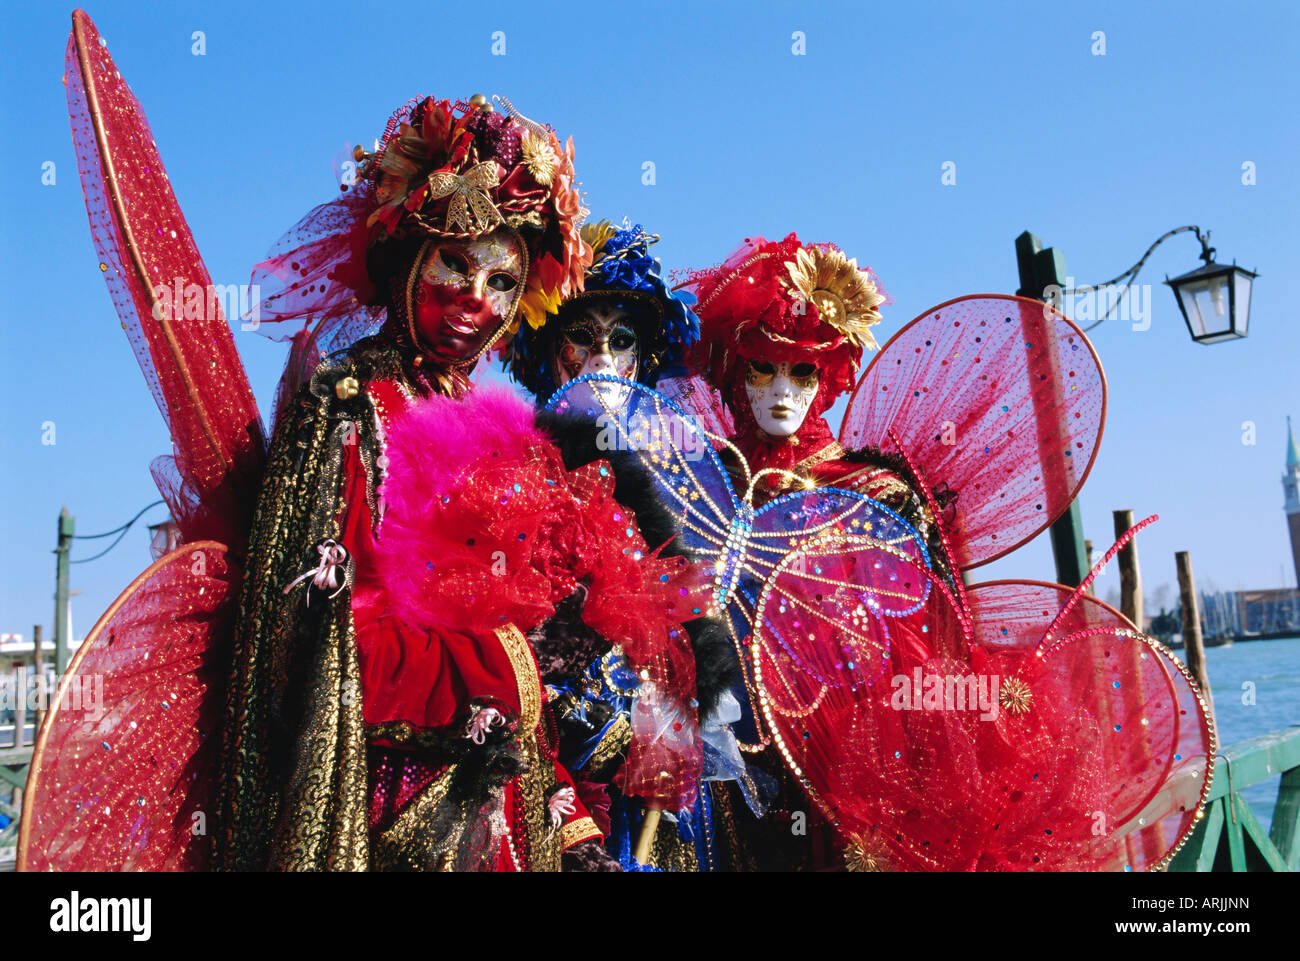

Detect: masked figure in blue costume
[503, 221, 741, 870]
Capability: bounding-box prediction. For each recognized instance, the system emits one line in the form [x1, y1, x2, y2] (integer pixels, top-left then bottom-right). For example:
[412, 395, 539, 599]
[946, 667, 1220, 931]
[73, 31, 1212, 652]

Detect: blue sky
[1, 0, 1297, 644]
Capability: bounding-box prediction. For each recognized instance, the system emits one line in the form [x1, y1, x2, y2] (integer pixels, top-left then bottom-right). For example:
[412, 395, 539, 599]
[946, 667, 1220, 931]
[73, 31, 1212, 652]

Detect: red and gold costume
[20, 14, 706, 872]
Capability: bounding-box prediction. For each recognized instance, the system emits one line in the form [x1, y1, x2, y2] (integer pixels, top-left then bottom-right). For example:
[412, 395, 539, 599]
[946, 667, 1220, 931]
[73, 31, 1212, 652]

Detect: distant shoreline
[1163, 631, 1300, 649]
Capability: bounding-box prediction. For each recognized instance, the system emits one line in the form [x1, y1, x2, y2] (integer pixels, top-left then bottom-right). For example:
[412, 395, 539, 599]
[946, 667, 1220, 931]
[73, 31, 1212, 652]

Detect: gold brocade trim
[559, 816, 601, 850]
[217, 340, 427, 872]
[366, 720, 450, 751]
[795, 440, 846, 474]
[838, 465, 915, 506]
[495, 623, 542, 730]
[515, 736, 564, 871]
[578, 713, 632, 780]
[645, 813, 700, 872]
[370, 764, 461, 871]
[709, 781, 758, 872]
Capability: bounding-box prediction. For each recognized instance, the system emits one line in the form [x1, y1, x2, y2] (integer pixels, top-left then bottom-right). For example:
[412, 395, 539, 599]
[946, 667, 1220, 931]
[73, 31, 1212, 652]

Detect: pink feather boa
[374, 384, 706, 806]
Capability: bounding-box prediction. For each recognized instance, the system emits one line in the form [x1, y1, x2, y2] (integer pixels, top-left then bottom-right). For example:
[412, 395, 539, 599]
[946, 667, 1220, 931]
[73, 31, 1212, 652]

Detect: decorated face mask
[413, 229, 523, 364]
[551, 299, 640, 412]
[745, 358, 819, 437]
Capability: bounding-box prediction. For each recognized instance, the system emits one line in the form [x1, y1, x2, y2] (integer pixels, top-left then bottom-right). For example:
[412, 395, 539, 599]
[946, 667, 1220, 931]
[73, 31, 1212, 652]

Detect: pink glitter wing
[65, 11, 265, 550]
[840, 294, 1105, 570]
[18, 542, 238, 872]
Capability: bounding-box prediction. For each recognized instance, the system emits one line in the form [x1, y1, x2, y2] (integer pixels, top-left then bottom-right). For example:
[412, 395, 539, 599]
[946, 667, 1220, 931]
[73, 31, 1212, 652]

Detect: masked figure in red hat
[679, 234, 954, 868]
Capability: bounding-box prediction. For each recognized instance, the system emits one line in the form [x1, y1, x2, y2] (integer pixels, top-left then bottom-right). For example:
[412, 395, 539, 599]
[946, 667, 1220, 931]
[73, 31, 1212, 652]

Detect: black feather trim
[685, 615, 740, 719]
[526, 585, 609, 685]
[561, 839, 624, 872]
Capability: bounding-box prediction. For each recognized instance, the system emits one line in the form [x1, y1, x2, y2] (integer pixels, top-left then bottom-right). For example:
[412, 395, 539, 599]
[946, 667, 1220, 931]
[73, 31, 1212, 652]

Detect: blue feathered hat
[504, 220, 699, 400]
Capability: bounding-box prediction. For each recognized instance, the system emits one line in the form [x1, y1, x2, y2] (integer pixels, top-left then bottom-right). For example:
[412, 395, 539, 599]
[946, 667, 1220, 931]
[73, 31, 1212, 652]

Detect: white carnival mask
[745, 359, 819, 437]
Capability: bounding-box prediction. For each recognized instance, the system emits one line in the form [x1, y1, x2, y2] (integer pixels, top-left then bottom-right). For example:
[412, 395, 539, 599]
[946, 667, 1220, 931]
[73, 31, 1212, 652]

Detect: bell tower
[1284, 416, 1300, 588]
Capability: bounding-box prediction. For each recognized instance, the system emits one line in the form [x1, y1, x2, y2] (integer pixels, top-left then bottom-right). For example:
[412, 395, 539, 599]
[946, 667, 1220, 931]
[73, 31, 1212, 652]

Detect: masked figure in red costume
[20, 16, 708, 873]
[676, 234, 955, 868]
[224, 94, 714, 872]
[686, 235, 941, 527]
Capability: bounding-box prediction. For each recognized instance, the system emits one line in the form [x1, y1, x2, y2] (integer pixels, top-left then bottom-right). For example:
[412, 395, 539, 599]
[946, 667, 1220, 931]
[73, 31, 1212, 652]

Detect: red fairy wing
[752, 541, 981, 870]
[66, 11, 265, 548]
[966, 580, 1215, 871]
[968, 578, 1133, 648]
[841, 295, 1105, 570]
[18, 542, 237, 872]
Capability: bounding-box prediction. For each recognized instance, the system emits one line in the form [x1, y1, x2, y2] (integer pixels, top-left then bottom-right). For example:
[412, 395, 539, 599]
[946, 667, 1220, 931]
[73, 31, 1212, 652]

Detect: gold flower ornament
[782, 246, 885, 352]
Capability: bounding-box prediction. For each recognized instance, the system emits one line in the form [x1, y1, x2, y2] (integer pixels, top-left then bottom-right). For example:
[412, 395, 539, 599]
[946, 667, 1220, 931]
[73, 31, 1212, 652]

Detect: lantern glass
[1167, 262, 1254, 344]
[1175, 272, 1231, 339]
[1233, 268, 1252, 338]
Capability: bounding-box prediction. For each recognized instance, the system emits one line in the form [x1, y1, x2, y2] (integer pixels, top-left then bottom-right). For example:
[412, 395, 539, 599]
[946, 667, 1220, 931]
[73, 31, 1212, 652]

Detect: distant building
[1285, 415, 1300, 589]
[1171, 423, 1300, 642]
[0, 633, 55, 670]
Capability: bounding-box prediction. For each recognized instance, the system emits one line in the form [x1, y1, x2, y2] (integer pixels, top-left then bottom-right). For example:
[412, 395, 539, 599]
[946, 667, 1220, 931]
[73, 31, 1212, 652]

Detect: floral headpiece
[249, 94, 592, 366]
[684, 233, 887, 419]
[505, 220, 700, 400]
[357, 95, 592, 334]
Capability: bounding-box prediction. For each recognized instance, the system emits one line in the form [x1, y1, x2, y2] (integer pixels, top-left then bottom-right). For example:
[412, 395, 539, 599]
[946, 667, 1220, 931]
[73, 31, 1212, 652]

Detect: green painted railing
[0, 746, 32, 867]
[1168, 726, 1300, 872]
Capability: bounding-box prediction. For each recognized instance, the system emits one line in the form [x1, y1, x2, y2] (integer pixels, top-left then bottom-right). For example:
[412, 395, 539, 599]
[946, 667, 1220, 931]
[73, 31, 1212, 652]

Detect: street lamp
[1165, 230, 1257, 344]
[1013, 225, 1257, 588]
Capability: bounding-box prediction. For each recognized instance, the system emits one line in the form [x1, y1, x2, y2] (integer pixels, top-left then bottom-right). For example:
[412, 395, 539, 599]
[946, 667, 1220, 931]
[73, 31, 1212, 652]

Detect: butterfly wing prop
[547, 377, 934, 761]
[65, 10, 265, 552]
[18, 542, 238, 871]
[841, 294, 1105, 570]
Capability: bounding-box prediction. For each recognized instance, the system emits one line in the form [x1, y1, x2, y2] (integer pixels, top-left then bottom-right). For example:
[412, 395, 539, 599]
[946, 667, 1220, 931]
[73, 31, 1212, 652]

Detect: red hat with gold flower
[683, 233, 888, 425]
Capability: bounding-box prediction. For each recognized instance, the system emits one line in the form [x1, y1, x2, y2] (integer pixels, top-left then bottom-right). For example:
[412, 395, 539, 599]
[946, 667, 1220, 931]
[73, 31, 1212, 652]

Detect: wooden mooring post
[1114, 511, 1143, 628]
[1176, 550, 1215, 714]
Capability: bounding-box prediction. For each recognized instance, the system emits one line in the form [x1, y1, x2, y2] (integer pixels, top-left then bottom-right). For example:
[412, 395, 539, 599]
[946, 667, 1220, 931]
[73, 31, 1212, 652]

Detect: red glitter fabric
[61, 11, 265, 554]
[753, 546, 1214, 870]
[18, 543, 238, 871]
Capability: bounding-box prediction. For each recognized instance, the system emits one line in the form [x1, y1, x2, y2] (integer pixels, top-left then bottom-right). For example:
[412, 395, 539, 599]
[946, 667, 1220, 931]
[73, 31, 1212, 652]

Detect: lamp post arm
[1058, 225, 1210, 332]
[1061, 226, 1206, 295]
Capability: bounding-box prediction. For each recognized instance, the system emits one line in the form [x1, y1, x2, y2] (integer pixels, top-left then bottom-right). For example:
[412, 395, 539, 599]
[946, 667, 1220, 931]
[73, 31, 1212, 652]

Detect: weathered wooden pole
[1114, 511, 1144, 628]
[32, 624, 45, 741]
[1084, 540, 1095, 594]
[1015, 232, 1089, 588]
[1176, 551, 1215, 714]
[54, 507, 75, 675]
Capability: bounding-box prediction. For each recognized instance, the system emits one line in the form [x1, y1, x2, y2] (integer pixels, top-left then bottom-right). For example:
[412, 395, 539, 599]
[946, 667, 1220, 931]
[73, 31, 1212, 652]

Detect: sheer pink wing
[652, 374, 736, 442]
[66, 11, 265, 549]
[841, 295, 1105, 570]
[17, 542, 237, 872]
[966, 580, 1215, 871]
